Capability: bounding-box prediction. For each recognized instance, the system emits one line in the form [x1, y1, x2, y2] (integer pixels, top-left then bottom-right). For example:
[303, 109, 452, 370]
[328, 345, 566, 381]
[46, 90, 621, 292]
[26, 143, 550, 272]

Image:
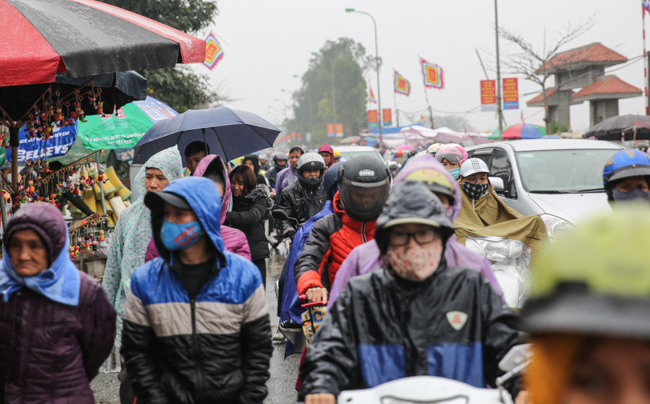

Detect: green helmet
[522, 207, 650, 338]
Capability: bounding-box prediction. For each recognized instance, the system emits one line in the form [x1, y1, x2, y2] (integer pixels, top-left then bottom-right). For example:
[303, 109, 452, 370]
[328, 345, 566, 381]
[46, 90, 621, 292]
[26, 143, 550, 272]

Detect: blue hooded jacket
[121, 177, 272, 404]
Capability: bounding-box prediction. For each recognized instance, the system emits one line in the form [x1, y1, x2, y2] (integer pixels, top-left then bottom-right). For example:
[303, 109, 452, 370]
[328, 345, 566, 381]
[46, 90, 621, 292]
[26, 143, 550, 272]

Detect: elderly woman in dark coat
[0, 203, 116, 403]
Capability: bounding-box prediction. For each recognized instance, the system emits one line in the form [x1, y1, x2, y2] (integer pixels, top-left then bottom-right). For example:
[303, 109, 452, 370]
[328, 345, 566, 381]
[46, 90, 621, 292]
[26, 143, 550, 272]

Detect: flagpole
[423, 86, 434, 129]
[641, 6, 650, 115]
[394, 88, 399, 127]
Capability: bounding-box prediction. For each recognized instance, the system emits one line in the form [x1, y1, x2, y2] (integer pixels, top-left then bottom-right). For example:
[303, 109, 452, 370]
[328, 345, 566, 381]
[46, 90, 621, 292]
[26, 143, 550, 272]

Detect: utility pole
[494, 0, 505, 139]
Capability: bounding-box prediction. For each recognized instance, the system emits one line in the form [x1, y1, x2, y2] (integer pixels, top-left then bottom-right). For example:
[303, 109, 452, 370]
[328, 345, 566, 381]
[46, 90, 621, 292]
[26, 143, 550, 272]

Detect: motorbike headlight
[540, 214, 573, 239]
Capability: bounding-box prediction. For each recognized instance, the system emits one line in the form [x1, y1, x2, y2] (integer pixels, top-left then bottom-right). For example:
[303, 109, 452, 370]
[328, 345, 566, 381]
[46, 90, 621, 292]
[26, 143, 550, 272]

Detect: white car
[334, 145, 383, 162]
[467, 139, 623, 237]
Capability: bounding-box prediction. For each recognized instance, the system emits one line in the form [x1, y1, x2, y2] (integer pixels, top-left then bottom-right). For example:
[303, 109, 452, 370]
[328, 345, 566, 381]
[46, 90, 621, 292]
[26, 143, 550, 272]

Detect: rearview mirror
[272, 209, 290, 220]
[489, 177, 505, 193]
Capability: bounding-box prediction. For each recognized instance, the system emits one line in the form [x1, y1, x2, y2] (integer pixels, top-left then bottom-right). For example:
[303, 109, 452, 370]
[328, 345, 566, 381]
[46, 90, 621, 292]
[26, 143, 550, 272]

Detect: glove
[282, 227, 296, 238]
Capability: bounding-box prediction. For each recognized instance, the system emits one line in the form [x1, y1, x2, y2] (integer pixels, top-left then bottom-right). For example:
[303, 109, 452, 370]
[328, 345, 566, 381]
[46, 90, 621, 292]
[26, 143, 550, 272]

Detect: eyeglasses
[389, 228, 439, 246]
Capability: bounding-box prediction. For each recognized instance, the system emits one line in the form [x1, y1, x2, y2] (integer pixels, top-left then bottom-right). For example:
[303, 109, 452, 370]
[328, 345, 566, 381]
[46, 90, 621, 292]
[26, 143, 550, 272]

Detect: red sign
[297, 132, 302, 139]
[291, 132, 296, 139]
[382, 109, 392, 126]
[502, 78, 519, 110]
[368, 110, 378, 128]
[327, 123, 335, 137]
[480, 80, 497, 112]
[335, 124, 343, 137]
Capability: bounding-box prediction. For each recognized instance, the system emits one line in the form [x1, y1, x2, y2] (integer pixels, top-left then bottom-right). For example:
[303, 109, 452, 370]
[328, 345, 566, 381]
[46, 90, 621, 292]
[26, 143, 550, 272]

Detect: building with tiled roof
[527, 43, 640, 127]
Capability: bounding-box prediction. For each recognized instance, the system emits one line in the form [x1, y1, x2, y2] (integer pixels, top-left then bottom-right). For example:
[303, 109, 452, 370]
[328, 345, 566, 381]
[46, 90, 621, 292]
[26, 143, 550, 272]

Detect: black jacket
[226, 186, 273, 260]
[277, 180, 327, 233]
[299, 264, 521, 399]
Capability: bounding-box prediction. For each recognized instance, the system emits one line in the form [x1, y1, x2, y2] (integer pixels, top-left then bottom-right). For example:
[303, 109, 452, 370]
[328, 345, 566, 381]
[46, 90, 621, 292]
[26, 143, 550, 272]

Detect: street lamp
[311, 51, 337, 133]
[267, 106, 280, 126]
[346, 8, 383, 148]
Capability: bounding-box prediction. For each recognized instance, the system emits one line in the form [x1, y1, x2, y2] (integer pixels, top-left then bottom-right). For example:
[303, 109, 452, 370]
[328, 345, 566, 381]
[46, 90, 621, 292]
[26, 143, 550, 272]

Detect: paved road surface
[91, 247, 300, 403]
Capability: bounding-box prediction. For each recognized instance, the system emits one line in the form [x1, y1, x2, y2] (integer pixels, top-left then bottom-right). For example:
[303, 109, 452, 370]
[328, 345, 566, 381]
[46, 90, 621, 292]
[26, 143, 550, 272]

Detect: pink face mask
[386, 239, 443, 282]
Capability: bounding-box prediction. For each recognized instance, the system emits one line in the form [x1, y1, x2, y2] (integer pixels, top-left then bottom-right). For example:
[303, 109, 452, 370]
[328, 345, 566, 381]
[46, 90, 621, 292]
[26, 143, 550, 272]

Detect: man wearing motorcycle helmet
[294, 156, 391, 304]
[277, 153, 327, 238]
[522, 208, 650, 404]
[603, 149, 650, 204]
[301, 181, 521, 404]
[266, 152, 289, 189]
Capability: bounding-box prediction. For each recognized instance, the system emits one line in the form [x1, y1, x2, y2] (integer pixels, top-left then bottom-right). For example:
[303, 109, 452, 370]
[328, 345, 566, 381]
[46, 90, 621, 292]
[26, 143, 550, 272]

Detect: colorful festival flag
[421, 58, 444, 89]
[394, 70, 411, 96]
[203, 32, 224, 70]
[644, 0, 650, 13]
[368, 82, 377, 103]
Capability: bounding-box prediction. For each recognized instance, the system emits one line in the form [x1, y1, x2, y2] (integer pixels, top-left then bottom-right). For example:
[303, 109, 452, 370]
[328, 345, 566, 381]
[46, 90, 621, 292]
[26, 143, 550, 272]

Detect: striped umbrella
[0, 0, 205, 88]
[489, 123, 546, 140]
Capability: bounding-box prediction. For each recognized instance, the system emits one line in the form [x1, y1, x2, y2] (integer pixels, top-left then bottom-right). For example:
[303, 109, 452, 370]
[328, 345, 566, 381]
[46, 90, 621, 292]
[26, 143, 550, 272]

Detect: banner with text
[8, 123, 78, 163]
[480, 80, 497, 112]
[335, 124, 343, 137]
[368, 110, 378, 128]
[502, 78, 519, 110]
[382, 109, 392, 126]
[327, 123, 335, 137]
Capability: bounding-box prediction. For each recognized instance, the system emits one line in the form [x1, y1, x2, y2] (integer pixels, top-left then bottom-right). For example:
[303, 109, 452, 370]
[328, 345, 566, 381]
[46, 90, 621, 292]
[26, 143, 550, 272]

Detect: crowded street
[2, 1, 650, 404]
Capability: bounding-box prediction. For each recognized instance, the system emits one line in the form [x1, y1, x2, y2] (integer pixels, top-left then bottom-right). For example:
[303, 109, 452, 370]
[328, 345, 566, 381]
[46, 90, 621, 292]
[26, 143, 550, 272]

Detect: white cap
[460, 158, 489, 177]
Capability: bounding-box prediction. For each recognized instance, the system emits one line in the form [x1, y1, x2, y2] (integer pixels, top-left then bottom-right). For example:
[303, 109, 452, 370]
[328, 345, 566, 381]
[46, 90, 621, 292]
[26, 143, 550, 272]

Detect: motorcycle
[331, 345, 531, 404]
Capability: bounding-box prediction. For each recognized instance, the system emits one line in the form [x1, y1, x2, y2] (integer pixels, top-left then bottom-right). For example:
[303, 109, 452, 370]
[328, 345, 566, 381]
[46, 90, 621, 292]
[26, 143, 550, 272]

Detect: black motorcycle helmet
[338, 156, 391, 222]
[297, 152, 326, 190]
[273, 152, 288, 171]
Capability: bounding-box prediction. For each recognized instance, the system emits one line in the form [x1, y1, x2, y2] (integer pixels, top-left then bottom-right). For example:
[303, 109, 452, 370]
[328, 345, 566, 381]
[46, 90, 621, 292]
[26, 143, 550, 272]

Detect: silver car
[466, 139, 623, 238]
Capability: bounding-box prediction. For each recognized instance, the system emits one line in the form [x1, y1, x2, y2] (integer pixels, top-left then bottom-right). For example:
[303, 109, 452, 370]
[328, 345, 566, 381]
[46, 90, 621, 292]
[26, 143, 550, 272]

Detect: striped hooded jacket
[121, 177, 272, 404]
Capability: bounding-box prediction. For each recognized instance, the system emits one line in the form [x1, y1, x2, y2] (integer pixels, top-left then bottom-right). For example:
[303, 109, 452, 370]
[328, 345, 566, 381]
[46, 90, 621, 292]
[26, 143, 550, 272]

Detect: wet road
[91, 247, 300, 403]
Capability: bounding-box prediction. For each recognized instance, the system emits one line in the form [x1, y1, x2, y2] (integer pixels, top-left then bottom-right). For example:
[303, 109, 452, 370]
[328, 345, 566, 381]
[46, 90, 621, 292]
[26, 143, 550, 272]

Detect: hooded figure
[195, 155, 252, 259]
[102, 147, 184, 347]
[243, 153, 271, 189]
[318, 143, 335, 169]
[0, 204, 116, 403]
[300, 181, 521, 401]
[121, 177, 272, 404]
[328, 154, 503, 309]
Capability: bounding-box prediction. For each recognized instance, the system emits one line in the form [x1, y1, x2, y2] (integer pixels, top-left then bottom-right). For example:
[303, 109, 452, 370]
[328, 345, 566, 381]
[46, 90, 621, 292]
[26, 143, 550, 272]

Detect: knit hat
[5, 203, 67, 264]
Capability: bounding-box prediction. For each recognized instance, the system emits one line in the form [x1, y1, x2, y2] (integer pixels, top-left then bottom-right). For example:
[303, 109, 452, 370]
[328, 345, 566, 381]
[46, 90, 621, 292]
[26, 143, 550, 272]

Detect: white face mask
[386, 239, 443, 282]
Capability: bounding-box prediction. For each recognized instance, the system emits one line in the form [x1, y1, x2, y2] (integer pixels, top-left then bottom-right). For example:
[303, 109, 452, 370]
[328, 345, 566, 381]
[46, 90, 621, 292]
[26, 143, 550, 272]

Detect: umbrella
[396, 144, 415, 151]
[340, 136, 363, 145]
[583, 114, 650, 141]
[78, 96, 178, 152]
[489, 123, 546, 140]
[0, 0, 205, 87]
[132, 107, 281, 165]
[363, 136, 379, 146]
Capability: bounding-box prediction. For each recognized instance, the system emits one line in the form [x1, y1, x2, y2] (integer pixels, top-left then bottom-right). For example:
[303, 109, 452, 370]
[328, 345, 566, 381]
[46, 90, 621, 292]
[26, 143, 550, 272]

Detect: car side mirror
[272, 209, 289, 220]
[489, 177, 505, 193]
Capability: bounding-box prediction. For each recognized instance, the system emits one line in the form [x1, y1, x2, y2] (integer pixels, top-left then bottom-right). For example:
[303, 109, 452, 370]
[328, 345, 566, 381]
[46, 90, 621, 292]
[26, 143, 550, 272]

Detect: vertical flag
[368, 82, 377, 103]
[644, 0, 650, 13]
[203, 32, 224, 70]
[420, 58, 444, 89]
[394, 71, 411, 96]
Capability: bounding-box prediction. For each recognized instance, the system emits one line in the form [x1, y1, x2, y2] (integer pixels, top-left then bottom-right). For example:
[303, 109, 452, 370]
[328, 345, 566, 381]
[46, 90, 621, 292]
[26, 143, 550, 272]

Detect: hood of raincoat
[149, 176, 227, 266]
[393, 154, 461, 222]
[375, 181, 454, 254]
[243, 154, 261, 174]
[194, 154, 231, 224]
[318, 143, 335, 168]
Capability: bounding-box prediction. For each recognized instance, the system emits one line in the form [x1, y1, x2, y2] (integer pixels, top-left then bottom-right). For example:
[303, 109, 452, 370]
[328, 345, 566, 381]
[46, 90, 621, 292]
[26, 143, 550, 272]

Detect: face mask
[612, 188, 650, 203]
[462, 181, 488, 200]
[161, 220, 204, 251]
[447, 168, 460, 181]
[386, 241, 443, 282]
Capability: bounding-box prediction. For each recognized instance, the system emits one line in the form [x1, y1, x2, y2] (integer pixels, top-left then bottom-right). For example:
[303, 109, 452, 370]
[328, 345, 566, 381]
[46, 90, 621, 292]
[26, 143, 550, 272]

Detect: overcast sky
[193, 0, 646, 134]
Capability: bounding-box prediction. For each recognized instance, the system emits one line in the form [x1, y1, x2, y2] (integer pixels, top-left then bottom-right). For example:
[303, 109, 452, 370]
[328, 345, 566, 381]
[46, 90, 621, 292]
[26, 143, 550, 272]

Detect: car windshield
[517, 149, 618, 193]
[339, 150, 381, 160]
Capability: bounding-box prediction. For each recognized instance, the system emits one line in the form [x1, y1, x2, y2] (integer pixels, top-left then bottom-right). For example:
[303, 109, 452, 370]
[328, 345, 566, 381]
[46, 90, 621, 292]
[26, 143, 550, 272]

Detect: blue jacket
[121, 177, 272, 404]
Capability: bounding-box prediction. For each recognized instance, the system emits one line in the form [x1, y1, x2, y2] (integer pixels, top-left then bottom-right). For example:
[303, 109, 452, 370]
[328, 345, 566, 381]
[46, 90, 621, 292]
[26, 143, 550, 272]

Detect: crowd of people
[2, 138, 650, 404]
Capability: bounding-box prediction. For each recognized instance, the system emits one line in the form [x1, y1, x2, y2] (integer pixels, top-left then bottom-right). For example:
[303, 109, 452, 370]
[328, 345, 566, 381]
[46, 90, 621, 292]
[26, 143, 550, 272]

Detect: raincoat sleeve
[294, 215, 339, 295]
[479, 275, 522, 396]
[299, 285, 361, 398]
[277, 187, 295, 233]
[225, 195, 270, 229]
[239, 277, 273, 403]
[121, 281, 172, 404]
[79, 277, 117, 381]
[101, 213, 126, 306]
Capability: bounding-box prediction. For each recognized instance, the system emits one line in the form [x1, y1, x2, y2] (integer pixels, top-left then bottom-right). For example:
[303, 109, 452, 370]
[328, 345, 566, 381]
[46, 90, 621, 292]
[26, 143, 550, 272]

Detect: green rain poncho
[102, 147, 184, 346]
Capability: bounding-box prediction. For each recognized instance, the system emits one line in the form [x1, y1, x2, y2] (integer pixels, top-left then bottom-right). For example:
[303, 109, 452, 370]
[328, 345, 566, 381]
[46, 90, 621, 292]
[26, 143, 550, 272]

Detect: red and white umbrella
[0, 0, 206, 87]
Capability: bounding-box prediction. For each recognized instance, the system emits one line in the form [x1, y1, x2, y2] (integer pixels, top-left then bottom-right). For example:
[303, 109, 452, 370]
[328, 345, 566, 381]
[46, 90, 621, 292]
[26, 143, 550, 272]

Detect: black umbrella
[583, 114, 650, 141]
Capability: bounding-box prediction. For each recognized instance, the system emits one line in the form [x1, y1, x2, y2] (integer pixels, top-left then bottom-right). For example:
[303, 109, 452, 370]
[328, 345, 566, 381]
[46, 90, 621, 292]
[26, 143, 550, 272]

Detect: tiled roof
[535, 43, 627, 74]
[527, 88, 558, 105]
[572, 75, 642, 100]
